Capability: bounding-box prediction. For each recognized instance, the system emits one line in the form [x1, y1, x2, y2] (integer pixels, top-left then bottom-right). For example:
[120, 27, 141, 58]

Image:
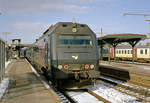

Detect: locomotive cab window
[58, 34, 92, 46]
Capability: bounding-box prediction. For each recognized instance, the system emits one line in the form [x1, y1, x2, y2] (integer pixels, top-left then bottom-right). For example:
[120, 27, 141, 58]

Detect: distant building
[12, 39, 21, 44]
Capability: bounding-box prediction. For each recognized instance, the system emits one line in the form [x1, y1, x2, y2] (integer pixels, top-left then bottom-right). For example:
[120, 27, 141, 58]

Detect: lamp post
[2, 32, 10, 43]
[145, 19, 150, 39]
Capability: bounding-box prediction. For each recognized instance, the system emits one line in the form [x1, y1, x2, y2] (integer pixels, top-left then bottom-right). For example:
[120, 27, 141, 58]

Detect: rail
[0, 38, 5, 83]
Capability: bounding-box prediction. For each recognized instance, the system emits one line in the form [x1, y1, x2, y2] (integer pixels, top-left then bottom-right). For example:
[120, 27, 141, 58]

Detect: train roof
[115, 45, 150, 49]
[32, 22, 93, 45]
[137, 45, 150, 48]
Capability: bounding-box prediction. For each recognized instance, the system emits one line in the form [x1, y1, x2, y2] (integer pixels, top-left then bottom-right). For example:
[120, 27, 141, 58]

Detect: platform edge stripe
[25, 59, 50, 89]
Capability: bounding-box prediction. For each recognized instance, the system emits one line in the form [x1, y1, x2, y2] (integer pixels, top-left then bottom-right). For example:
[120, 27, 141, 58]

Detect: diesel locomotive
[25, 22, 100, 89]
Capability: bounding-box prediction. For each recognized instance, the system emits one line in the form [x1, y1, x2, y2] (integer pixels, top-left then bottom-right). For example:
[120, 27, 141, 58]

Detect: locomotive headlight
[90, 64, 94, 69]
[84, 64, 89, 69]
[58, 65, 63, 69]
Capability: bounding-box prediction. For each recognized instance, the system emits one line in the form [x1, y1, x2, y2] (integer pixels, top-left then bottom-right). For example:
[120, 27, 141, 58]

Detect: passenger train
[25, 22, 100, 89]
[101, 45, 150, 63]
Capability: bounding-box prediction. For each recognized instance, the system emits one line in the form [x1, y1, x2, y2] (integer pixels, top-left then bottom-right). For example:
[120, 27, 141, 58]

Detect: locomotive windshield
[58, 34, 92, 46]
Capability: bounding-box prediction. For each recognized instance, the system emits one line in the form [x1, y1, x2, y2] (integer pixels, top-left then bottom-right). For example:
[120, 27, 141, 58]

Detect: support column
[112, 43, 118, 61]
[128, 40, 140, 63]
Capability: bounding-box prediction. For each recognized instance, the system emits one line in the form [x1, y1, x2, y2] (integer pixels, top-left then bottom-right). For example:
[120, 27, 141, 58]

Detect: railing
[0, 38, 5, 83]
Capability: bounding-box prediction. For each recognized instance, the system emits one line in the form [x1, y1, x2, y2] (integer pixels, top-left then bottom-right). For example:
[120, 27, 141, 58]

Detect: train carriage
[100, 45, 150, 63]
[137, 46, 150, 62]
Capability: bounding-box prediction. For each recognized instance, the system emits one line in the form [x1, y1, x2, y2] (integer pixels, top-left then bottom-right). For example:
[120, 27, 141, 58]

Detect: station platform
[0, 59, 61, 103]
[100, 61, 150, 88]
[100, 61, 150, 75]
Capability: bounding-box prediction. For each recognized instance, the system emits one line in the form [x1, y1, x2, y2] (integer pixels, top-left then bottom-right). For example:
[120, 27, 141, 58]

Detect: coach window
[140, 49, 143, 54]
[145, 49, 147, 55]
[116, 50, 118, 54]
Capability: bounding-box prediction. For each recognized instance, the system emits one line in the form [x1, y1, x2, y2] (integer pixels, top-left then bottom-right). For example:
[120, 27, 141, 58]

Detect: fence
[0, 39, 5, 83]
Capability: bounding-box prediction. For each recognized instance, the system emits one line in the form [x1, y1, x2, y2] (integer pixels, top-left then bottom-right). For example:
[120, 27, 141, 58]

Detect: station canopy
[97, 33, 147, 46]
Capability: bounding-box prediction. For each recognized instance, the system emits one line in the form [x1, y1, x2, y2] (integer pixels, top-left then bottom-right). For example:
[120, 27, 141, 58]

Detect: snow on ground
[0, 78, 9, 100]
[89, 83, 141, 103]
[5, 60, 11, 68]
[100, 76, 150, 92]
[67, 90, 103, 103]
[0, 60, 12, 100]
[5, 59, 13, 74]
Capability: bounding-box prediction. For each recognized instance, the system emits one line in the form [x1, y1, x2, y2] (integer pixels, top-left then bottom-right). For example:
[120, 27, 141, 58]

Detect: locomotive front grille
[70, 64, 81, 70]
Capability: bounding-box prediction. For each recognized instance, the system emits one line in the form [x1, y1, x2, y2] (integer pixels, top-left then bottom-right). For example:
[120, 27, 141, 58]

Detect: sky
[0, 0, 150, 44]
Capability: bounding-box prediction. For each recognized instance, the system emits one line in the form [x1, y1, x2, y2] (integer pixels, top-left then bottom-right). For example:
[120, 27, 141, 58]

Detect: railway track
[58, 76, 150, 103]
[63, 89, 110, 103]
[99, 76, 150, 103]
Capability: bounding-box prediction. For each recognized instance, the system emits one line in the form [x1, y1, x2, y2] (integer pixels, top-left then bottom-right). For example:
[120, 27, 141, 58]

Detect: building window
[125, 50, 126, 54]
[145, 49, 147, 55]
[119, 50, 121, 54]
[140, 49, 143, 54]
[122, 50, 124, 54]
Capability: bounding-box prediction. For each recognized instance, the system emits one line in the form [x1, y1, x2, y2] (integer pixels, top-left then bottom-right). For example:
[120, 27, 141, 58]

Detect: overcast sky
[0, 0, 150, 44]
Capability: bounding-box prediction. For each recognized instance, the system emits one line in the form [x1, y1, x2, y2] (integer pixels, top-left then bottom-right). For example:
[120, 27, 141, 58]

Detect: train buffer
[0, 59, 61, 103]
